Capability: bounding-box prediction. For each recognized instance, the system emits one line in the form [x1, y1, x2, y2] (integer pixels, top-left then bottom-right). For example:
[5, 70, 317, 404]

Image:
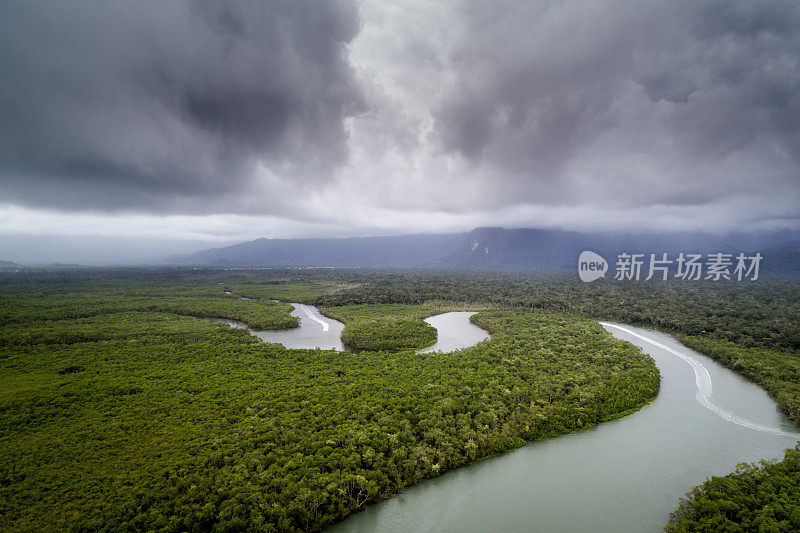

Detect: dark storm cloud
[2, 0, 799, 238]
[0, 0, 364, 211]
[432, 0, 800, 205]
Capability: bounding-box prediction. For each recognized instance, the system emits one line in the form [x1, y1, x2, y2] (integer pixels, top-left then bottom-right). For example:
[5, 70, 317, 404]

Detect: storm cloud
[0, 0, 364, 212]
[429, 0, 800, 208]
[0, 0, 798, 244]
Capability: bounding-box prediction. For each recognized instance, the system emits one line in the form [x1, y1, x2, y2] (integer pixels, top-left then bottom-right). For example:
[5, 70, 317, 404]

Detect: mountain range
[175, 233, 466, 268]
[172, 227, 800, 276]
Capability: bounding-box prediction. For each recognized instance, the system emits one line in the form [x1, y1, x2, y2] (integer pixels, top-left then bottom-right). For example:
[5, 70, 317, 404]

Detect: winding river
[213, 306, 487, 353]
[329, 322, 799, 532]
[212, 306, 799, 531]
[210, 302, 345, 350]
[418, 311, 490, 353]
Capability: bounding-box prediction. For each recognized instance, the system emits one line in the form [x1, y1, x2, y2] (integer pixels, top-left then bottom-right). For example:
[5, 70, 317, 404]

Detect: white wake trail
[600, 322, 799, 438]
[296, 304, 329, 332]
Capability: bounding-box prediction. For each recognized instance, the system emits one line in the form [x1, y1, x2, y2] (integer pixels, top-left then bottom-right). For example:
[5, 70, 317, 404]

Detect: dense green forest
[307, 271, 800, 423]
[0, 271, 659, 531]
[666, 444, 800, 532]
[323, 304, 440, 352]
[0, 284, 299, 333]
[1, 267, 798, 530]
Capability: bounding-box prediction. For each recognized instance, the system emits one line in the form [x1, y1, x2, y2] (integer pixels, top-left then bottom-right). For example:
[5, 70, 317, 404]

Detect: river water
[210, 307, 798, 531]
[418, 312, 489, 353]
[210, 302, 345, 350]
[329, 322, 799, 532]
[212, 306, 489, 354]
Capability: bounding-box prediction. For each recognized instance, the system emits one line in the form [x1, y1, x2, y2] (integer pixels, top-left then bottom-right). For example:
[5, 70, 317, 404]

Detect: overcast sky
[1, 0, 799, 261]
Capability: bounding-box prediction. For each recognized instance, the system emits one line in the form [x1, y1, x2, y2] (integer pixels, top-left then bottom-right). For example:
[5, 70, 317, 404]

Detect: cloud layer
[429, 0, 800, 210]
[0, 0, 363, 212]
[0, 0, 798, 241]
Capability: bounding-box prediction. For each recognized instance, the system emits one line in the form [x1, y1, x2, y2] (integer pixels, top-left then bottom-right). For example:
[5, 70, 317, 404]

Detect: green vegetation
[323, 304, 441, 352]
[666, 444, 800, 532]
[222, 281, 343, 303]
[313, 271, 800, 531]
[317, 274, 799, 349]
[0, 282, 299, 331]
[677, 336, 800, 423]
[1, 268, 799, 531]
[314, 273, 800, 422]
[340, 317, 437, 352]
[0, 272, 659, 531]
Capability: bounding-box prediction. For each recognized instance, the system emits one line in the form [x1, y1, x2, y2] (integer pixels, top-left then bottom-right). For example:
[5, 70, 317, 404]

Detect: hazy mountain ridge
[174, 227, 800, 275]
[446, 228, 800, 273]
[175, 233, 467, 268]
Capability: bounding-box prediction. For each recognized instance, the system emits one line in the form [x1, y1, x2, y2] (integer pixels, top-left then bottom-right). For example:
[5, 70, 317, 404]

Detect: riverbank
[330, 323, 797, 532]
[0, 280, 658, 531]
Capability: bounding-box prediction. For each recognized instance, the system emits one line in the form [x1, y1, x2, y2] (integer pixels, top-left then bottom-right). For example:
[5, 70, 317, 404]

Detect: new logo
[578, 250, 608, 282]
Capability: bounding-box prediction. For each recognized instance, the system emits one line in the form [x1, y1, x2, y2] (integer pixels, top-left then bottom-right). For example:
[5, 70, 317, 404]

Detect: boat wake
[600, 322, 799, 438]
[296, 304, 330, 332]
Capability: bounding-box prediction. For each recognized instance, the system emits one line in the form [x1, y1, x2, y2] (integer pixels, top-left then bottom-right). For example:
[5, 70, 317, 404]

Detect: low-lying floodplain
[1, 268, 798, 531]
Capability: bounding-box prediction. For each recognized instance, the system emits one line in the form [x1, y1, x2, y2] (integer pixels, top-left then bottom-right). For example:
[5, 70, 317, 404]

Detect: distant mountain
[173, 233, 467, 268]
[173, 227, 799, 275]
[760, 237, 800, 276]
[444, 227, 800, 275]
[440, 227, 592, 270]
